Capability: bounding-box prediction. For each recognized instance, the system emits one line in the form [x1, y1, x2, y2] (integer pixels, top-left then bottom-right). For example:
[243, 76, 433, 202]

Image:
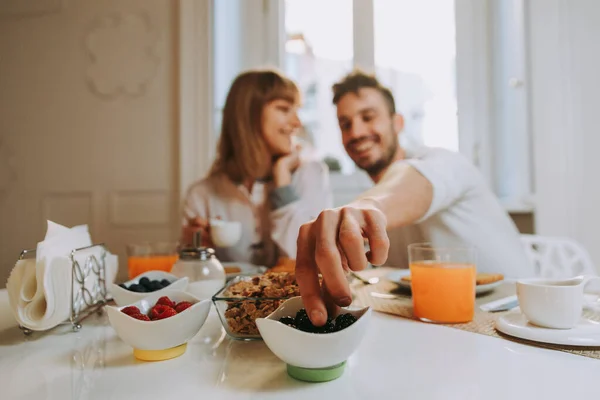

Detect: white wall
[528, 0, 600, 271]
[0, 0, 180, 284]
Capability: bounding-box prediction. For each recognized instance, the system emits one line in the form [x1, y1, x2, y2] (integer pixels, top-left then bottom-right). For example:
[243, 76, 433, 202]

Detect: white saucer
[495, 312, 600, 346]
[221, 262, 267, 280]
[385, 270, 503, 295]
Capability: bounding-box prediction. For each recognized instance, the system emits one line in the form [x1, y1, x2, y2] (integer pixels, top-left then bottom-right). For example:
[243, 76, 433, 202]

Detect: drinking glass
[408, 243, 477, 323]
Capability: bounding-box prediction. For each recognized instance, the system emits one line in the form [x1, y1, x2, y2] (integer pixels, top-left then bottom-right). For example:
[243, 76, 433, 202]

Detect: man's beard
[360, 136, 399, 178]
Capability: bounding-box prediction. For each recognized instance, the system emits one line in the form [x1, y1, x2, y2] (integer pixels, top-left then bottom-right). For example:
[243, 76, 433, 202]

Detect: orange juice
[127, 255, 178, 279]
[410, 261, 476, 323]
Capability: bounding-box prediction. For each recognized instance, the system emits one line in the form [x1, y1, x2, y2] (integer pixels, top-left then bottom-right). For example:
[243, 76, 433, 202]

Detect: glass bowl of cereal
[211, 272, 300, 340]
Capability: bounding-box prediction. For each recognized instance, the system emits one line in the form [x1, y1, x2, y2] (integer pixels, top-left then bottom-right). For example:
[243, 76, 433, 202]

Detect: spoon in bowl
[348, 270, 380, 285]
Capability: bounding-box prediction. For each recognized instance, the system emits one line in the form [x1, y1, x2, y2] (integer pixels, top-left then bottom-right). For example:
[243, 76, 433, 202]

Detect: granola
[221, 272, 300, 336]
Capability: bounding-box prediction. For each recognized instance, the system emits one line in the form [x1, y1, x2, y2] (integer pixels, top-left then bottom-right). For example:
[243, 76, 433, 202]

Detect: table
[1, 286, 599, 400]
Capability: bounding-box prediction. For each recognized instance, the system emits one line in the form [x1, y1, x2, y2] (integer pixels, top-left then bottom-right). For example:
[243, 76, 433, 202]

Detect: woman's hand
[273, 146, 301, 187]
[181, 217, 214, 248]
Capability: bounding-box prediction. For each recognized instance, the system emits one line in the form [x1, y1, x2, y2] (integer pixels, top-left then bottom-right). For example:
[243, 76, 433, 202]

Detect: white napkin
[6, 221, 118, 331]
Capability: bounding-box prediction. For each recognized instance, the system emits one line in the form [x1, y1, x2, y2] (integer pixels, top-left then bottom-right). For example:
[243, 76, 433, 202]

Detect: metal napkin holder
[17, 243, 109, 335]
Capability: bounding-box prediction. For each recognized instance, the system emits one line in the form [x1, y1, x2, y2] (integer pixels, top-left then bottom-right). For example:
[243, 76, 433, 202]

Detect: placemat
[352, 277, 600, 360]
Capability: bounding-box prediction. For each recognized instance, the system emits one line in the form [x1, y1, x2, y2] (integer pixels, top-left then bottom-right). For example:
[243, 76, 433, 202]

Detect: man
[296, 70, 532, 326]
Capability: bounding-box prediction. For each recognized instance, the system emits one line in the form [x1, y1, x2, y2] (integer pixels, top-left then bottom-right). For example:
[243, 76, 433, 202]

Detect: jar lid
[178, 246, 215, 261]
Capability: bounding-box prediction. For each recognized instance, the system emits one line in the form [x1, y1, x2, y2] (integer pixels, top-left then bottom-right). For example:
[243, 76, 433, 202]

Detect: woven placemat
[353, 279, 600, 360]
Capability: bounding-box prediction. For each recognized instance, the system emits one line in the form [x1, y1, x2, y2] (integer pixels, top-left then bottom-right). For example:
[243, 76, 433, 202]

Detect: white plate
[221, 262, 267, 280]
[385, 269, 503, 295]
[496, 312, 600, 346]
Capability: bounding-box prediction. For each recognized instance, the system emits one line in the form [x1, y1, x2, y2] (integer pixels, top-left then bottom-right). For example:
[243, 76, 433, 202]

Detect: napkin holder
[17, 243, 109, 335]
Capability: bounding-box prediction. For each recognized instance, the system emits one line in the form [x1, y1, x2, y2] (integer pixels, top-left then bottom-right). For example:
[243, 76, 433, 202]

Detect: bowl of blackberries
[110, 271, 189, 306]
[256, 296, 371, 382]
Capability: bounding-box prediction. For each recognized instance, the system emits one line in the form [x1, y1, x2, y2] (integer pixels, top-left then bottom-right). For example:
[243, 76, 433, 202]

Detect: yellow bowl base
[133, 343, 187, 361]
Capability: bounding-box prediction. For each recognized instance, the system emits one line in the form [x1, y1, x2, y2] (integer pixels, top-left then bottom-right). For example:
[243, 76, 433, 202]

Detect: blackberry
[128, 284, 146, 293]
[293, 309, 336, 333]
[334, 313, 357, 331]
[312, 318, 335, 334]
[279, 317, 296, 327]
[295, 309, 313, 332]
[148, 281, 163, 291]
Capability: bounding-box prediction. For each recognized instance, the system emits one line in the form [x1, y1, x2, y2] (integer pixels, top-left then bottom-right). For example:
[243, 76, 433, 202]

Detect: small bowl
[106, 290, 211, 360]
[212, 274, 300, 340]
[110, 271, 189, 306]
[256, 296, 371, 381]
[210, 219, 242, 247]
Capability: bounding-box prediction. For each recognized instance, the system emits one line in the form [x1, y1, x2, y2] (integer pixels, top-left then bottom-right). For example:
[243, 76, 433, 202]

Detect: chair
[520, 234, 597, 278]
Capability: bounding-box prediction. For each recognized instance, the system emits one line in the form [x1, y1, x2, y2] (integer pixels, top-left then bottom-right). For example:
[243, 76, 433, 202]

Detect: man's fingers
[314, 210, 352, 307]
[338, 208, 369, 272]
[362, 209, 390, 265]
[322, 281, 340, 318]
[295, 223, 327, 326]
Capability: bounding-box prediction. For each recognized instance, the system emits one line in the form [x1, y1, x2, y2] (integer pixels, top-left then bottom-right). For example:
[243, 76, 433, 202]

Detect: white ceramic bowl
[106, 289, 211, 350]
[110, 271, 189, 306]
[256, 296, 371, 369]
[210, 219, 242, 247]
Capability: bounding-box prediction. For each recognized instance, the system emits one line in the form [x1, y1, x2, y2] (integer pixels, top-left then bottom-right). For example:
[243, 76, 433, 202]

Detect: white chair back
[520, 234, 597, 278]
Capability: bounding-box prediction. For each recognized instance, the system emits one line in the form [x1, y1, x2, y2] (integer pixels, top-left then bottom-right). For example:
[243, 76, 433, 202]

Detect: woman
[181, 69, 332, 267]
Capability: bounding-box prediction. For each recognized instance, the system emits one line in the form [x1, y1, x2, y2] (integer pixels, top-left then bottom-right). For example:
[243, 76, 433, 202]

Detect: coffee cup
[209, 219, 242, 247]
[516, 275, 600, 329]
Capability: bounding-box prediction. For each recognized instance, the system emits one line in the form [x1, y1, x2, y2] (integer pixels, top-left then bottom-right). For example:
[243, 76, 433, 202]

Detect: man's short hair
[332, 69, 396, 115]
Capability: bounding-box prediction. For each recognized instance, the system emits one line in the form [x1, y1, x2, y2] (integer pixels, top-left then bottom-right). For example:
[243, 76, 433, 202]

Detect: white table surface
[1, 288, 600, 400]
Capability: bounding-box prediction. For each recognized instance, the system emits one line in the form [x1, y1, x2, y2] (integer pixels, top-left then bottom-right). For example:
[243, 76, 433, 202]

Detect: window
[212, 0, 534, 211]
[374, 0, 458, 152]
[283, 0, 459, 174]
[284, 0, 355, 173]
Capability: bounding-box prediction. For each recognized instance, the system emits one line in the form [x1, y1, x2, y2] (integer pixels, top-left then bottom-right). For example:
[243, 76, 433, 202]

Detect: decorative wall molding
[84, 12, 160, 100]
[42, 192, 93, 228]
[0, 0, 64, 18]
[109, 190, 171, 227]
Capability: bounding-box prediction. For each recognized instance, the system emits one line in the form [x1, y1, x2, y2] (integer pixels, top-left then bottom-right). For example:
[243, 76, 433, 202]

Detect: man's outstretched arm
[295, 163, 434, 326]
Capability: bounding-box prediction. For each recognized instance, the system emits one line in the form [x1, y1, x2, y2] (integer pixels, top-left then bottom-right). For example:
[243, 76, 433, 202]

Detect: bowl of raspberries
[110, 271, 189, 306]
[255, 296, 371, 383]
[106, 290, 211, 360]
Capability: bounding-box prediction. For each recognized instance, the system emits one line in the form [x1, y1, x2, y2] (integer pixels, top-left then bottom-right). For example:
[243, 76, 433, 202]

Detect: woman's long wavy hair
[209, 69, 299, 182]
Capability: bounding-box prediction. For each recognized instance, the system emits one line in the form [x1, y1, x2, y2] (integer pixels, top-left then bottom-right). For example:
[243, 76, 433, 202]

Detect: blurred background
[0, 0, 597, 285]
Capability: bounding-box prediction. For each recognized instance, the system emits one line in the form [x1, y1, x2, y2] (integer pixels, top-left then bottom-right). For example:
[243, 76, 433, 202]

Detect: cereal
[221, 272, 300, 336]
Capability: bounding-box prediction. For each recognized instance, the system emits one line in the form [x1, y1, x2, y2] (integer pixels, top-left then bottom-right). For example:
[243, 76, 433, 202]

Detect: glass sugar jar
[170, 243, 226, 300]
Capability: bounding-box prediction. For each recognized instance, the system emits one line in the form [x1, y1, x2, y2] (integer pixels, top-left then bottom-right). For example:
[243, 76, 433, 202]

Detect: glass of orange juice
[408, 243, 477, 323]
[126, 242, 179, 279]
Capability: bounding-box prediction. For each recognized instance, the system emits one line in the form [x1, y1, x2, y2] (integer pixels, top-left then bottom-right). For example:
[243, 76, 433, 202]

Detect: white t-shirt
[384, 147, 533, 279]
[181, 160, 332, 266]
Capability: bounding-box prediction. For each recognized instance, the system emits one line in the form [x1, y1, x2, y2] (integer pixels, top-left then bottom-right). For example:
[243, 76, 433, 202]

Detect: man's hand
[295, 200, 390, 326]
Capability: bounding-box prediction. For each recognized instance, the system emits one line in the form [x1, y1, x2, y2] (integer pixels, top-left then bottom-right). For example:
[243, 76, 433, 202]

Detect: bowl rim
[115, 270, 183, 286]
[256, 296, 371, 337]
[107, 289, 210, 325]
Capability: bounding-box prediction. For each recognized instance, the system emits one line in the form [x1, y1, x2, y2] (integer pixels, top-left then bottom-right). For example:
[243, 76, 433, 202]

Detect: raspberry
[175, 301, 193, 313]
[155, 296, 176, 308]
[129, 313, 150, 321]
[121, 306, 141, 316]
[154, 306, 177, 320]
[150, 304, 177, 320]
